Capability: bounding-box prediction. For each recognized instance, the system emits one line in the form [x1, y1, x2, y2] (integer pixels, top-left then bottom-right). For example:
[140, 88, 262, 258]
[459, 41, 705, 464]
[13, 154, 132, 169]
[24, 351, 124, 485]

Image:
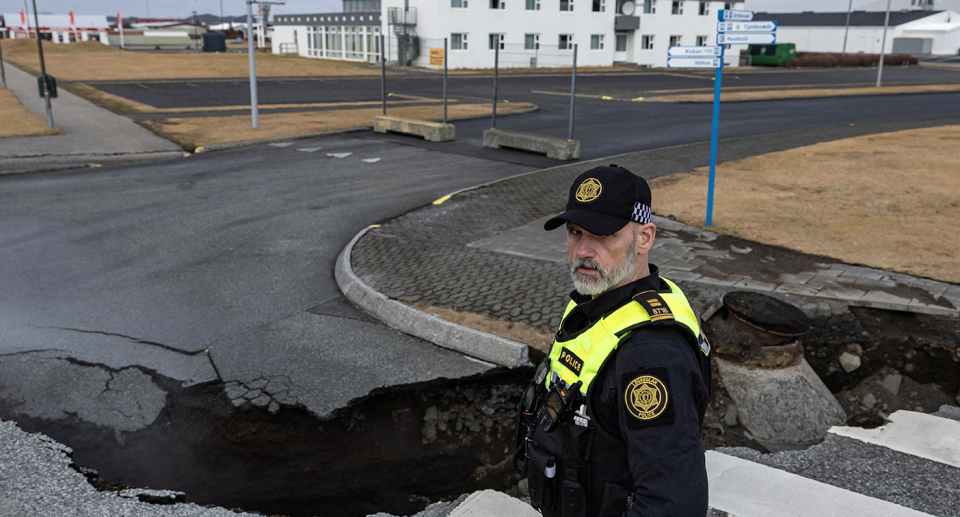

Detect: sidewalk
[344, 130, 958, 367]
[0, 63, 182, 174]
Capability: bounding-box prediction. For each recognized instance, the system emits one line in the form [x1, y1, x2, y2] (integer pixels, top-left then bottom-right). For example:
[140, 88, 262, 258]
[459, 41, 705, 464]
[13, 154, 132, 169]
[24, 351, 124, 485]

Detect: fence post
[492, 45, 499, 128]
[0, 39, 7, 90]
[381, 34, 386, 116]
[443, 37, 448, 125]
[568, 44, 577, 141]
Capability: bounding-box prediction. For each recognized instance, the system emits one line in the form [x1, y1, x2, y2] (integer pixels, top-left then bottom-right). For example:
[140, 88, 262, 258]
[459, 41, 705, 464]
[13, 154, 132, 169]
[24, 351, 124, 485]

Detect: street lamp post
[842, 0, 853, 56]
[246, 0, 286, 128]
[877, 0, 891, 87]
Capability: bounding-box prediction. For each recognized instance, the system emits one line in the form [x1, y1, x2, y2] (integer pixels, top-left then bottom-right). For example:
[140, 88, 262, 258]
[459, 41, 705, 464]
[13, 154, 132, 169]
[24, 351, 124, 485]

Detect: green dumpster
[746, 43, 796, 67]
[37, 74, 58, 98]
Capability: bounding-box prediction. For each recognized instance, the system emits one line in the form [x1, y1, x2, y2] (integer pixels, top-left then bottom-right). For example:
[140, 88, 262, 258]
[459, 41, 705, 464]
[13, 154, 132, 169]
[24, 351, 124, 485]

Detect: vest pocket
[527, 443, 557, 512]
[597, 483, 632, 517]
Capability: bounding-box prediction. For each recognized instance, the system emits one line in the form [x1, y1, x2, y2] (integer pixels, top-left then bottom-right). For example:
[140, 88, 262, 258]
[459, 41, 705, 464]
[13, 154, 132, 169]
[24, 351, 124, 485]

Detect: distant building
[753, 10, 960, 55]
[272, 0, 747, 69]
[860, 0, 960, 12]
[272, 0, 383, 61]
[0, 11, 109, 43]
[106, 18, 207, 49]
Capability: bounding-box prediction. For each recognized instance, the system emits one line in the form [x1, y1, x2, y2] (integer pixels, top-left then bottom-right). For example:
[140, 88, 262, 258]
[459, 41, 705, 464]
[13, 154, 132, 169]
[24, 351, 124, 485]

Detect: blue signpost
[700, 9, 776, 227]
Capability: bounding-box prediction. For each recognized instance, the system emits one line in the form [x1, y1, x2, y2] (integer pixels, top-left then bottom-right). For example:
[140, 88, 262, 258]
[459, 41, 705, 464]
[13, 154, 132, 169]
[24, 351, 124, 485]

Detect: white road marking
[829, 410, 960, 468]
[361, 158, 381, 163]
[706, 451, 934, 517]
[298, 147, 322, 153]
[327, 152, 353, 158]
[269, 142, 293, 147]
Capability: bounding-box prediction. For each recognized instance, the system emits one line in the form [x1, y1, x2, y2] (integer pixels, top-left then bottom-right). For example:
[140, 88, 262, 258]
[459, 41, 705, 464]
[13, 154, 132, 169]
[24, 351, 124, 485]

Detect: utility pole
[220, 0, 224, 27]
[877, 0, 891, 87]
[31, 0, 54, 128]
[842, 0, 853, 56]
[246, 0, 259, 127]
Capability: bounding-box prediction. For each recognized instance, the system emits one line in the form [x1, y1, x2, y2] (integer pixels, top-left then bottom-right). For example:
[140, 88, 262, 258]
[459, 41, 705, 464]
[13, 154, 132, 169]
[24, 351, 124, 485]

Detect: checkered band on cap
[632, 202, 652, 224]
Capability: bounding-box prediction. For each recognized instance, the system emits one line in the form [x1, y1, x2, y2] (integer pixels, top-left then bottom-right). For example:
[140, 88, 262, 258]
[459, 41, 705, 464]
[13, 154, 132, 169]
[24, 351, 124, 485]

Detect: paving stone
[817, 286, 866, 302]
[731, 279, 778, 292]
[774, 283, 822, 297]
[779, 272, 817, 284]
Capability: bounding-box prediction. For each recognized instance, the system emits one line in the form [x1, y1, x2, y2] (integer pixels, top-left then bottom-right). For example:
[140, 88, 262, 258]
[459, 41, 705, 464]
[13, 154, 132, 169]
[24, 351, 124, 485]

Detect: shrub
[786, 52, 918, 68]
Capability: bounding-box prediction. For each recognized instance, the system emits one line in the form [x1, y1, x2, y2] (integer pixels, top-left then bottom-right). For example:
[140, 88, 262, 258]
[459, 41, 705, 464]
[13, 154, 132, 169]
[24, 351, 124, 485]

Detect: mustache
[571, 258, 608, 277]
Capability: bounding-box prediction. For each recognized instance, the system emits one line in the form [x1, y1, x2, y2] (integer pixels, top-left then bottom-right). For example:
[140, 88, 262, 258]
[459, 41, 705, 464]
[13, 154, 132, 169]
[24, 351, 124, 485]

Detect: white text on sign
[717, 33, 776, 45]
[717, 21, 777, 32]
[667, 46, 722, 57]
[718, 9, 754, 21]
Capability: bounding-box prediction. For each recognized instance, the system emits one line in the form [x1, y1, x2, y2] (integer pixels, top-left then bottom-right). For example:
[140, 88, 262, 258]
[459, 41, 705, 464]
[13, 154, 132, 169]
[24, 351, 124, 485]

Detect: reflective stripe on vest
[546, 277, 703, 394]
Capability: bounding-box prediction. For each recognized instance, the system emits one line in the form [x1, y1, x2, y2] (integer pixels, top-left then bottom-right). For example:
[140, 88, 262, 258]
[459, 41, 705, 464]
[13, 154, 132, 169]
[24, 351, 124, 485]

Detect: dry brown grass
[1, 39, 378, 81]
[411, 303, 554, 356]
[143, 101, 535, 150]
[0, 89, 62, 138]
[657, 84, 960, 102]
[649, 126, 960, 283]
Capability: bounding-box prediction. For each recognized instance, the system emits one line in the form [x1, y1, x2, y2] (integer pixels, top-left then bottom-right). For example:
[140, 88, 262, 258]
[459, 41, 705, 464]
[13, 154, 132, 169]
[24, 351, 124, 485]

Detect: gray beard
[570, 234, 637, 296]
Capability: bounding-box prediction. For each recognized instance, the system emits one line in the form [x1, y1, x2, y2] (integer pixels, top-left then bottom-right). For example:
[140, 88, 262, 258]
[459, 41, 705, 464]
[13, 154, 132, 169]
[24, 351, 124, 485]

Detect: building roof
[1, 12, 109, 29]
[753, 10, 941, 26]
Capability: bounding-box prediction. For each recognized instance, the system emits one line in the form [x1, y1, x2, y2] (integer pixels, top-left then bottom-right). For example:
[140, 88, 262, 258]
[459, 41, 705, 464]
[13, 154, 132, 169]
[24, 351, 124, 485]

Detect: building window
[698, 1, 709, 15]
[593, 0, 606, 12]
[526, 0, 541, 9]
[559, 34, 574, 49]
[616, 33, 627, 51]
[490, 0, 506, 8]
[643, 0, 656, 14]
[641, 34, 654, 49]
[452, 33, 468, 50]
[525, 33, 540, 49]
[560, 0, 574, 11]
[489, 33, 505, 49]
[672, 1, 683, 14]
[590, 34, 604, 49]
[452, 0, 468, 7]
[696, 35, 708, 46]
[669, 35, 681, 46]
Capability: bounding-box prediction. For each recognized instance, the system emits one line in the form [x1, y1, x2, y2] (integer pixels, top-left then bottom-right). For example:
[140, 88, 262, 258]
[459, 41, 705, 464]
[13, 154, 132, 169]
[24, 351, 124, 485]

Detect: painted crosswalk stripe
[298, 147, 322, 153]
[270, 142, 293, 147]
[706, 451, 934, 516]
[829, 410, 960, 468]
[361, 158, 381, 163]
[328, 152, 353, 158]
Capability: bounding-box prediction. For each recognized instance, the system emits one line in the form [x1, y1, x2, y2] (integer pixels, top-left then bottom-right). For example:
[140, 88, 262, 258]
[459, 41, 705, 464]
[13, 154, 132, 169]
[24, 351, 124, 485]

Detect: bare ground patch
[649, 125, 960, 284]
[142, 102, 536, 150]
[0, 90, 62, 139]
[410, 303, 554, 357]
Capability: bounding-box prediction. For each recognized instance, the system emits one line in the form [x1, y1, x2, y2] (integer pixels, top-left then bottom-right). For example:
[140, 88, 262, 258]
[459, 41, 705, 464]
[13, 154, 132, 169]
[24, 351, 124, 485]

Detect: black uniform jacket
[559, 265, 709, 517]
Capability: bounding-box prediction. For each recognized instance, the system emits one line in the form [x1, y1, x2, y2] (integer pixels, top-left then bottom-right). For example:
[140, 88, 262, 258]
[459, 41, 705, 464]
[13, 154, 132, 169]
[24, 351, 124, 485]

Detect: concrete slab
[482, 128, 580, 160]
[829, 410, 960, 469]
[375, 116, 455, 142]
[447, 490, 539, 517]
[706, 451, 935, 517]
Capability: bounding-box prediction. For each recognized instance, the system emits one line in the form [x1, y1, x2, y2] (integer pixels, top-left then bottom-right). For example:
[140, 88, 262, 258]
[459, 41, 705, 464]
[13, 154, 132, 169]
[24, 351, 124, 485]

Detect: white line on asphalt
[298, 148, 322, 153]
[186, 83, 202, 89]
[327, 152, 353, 158]
[829, 410, 960, 468]
[269, 142, 293, 147]
[706, 451, 934, 517]
[361, 158, 381, 163]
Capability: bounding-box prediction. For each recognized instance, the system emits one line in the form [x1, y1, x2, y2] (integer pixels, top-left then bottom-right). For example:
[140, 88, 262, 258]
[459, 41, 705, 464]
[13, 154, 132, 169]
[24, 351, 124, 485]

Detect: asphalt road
[87, 66, 960, 109]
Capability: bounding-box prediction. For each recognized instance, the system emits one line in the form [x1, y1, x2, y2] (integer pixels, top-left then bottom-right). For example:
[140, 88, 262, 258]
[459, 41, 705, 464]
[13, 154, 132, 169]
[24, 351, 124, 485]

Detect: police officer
[513, 165, 711, 517]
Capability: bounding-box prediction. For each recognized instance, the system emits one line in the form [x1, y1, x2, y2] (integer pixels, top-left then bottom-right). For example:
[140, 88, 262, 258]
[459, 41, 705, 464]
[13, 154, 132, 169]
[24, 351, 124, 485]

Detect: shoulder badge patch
[558, 348, 584, 376]
[632, 291, 675, 323]
[575, 178, 602, 203]
[621, 367, 674, 428]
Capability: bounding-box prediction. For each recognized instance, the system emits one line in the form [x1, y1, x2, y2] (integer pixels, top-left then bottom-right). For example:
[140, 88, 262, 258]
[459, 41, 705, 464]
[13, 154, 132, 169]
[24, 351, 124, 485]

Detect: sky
[3, 0, 879, 19]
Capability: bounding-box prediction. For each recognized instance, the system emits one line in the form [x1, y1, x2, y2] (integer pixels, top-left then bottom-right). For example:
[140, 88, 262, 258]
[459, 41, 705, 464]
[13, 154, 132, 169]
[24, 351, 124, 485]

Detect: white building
[1, 11, 109, 43]
[753, 10, 960, 55]
[272, 0, 745, 69]
[861, 0, 960, 11]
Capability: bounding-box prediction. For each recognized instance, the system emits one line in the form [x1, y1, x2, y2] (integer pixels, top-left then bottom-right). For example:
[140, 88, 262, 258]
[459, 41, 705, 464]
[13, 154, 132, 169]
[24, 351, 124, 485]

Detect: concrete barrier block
[483, 128, 580, 160]
[374, 116, 455, 142]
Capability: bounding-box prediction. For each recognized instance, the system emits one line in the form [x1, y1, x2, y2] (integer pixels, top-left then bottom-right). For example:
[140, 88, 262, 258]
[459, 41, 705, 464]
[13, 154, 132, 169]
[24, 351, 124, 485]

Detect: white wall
[631, 1, 743, 67]
[770, 11, 959, 54]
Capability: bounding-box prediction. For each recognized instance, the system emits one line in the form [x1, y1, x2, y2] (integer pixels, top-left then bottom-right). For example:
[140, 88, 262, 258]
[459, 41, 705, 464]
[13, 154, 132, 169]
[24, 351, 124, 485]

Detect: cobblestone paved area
[351, 144, 959, 333]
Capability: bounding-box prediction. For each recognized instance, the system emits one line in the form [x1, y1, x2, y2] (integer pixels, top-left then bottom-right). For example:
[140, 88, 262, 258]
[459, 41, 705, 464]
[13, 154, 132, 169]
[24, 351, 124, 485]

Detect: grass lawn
[649, 125, 960, 283]
[0, 40, 380, 81]
[0, 89, 61, 138]
[144, 101, 536, 150]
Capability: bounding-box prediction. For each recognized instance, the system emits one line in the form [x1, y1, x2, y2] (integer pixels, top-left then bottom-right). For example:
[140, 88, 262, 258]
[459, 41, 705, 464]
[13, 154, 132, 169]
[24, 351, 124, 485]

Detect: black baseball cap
[544, 165, 652, 236]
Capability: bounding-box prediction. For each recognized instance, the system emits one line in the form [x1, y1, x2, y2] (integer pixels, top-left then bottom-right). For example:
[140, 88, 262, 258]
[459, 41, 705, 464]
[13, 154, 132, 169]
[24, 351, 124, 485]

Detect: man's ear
[637, 223, 656, 253]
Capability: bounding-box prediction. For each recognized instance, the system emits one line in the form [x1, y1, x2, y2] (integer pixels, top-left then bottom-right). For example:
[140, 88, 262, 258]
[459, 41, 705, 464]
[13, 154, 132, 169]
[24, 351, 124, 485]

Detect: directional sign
[717, 33, 776, 45]
[667, 46, 721, 57]
[718, 21, 776, 33]
[718, 9, 754, 21]
[667, 57, 721, 69]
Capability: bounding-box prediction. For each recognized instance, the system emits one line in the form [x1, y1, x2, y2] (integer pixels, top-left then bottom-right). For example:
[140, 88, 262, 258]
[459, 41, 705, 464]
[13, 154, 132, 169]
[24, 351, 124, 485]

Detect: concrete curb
[531, 87, 960, 104]
[335, 226, 529, 368]
[193, 105, 539, 154]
